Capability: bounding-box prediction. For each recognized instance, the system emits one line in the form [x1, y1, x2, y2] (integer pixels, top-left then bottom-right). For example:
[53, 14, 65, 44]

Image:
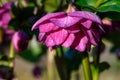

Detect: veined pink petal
[62, 33, 75, 48]
[87, 30, 98, 45]
[0, 2, 11, 14]
[70, 32, 87, 51]
[91, 29, 100, 42]
[39, 22, 57, 32]
[98, 25, 105, 32]
[75, 36, 88, 52]
[86, 42, 91, 51]
[12, 33, 19, 52]
[50, 15, 81, 28]
[50, 29, 68, 45]
[66, 23, 80, 33]
[32, 12, 65, 30]
[91, 24, 103, 42]
[45, 35, 55, 47]
[0, 21, 3, 26]
[81, 20, 92, 29]
[38, 33, 46, 41]
[69, 11, 102, 24]
[2, 2, 11, 9]
[2, 12, 11, 28]
[0, 9, 5, 14]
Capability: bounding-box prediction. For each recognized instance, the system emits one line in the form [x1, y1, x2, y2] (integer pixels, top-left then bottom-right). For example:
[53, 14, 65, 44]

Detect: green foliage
[76, 0, 120, 13]
[76, 0, 97, 7]
[19, 37, 47, 63]
[99, 62, 110, 73]
[44, 0, 61, 12]
[91, 62, 110, 73]
[98, 0, 120, 12]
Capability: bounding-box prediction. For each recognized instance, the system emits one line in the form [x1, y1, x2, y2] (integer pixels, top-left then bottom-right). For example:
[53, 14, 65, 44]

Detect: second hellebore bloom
[32, 6, 104, 52]
[0, 2, 11, 29]
[12, 31, 29, 52]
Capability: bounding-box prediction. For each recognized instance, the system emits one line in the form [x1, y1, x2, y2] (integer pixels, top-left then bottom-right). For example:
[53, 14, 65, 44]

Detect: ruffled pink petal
[0, 9, 5, 14]
[70, 31, 88, 52]
[62, 33, 75, 48]
[66, 23, 80, 33]
[50, 15, 81, 28]
[81, 20, 92, 29]
[38, 33, 46, 41]
[69, 11, 102, 24]
[45, 35, 55, 47]
[86, 42, 91, 51]
[39, 21, 58, 32]
[12, 33, 19, 52]
[91, 29, 100, 42]
[75, 36, 88, 52]
[32, 12, 65, 30]
[2, 12, 11, 28]
[0, 21, 3, 27]
[2, 2, 11, 9]
[87, 30, 98, 45]
[0, 2, 11, 15]
[98, 25, 105, 32]
[50, 29, 68, 45]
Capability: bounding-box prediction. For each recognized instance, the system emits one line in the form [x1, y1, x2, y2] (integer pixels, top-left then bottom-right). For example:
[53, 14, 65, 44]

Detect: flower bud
[12, 31, 29, 52]
[32, 66, 42, 78]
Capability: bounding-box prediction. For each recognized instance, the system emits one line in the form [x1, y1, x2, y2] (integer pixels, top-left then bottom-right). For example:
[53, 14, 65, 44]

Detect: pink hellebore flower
[4, 29, 15, 41]
[32, 8, 104, 52]
[12, 31, 29, 52]
[0, 2, 11, 29]
[0, 2, 14, 42]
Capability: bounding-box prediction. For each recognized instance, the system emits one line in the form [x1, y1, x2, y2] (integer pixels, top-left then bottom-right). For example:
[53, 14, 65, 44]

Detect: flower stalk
[82, 52, 92, 80]
[9, 42, 15, 68]
[93, 68, 99, 80]
[92, 41, 103, 80]
[54, 47, 70, 80]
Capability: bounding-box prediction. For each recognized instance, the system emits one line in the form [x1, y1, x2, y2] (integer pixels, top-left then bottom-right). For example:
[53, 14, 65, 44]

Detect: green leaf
[99, 62, 110, 73]
[44, 0, 61, 12]
[75, 0, 107, 12]
[76, 0, 96, 7]
[98, 0, 120, 12]
[76, 0, 120, 13]
[76, 0, 88, 7]
[76, 0, 107, 7]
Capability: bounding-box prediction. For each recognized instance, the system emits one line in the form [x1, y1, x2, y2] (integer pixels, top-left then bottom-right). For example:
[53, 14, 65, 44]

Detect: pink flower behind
[0, 2, 16, 43]
[0, 2, 11, 29]
[12, 31, 29, 52]
[32, 8, 104, 52]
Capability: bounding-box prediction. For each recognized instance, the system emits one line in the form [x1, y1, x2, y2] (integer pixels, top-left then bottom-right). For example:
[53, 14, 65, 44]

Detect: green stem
[92, 50, 100, 80]
[9, 42, 15, 68]
[94, 0, 103, 8]
[93, 68, 99, 80]
[54, 47, 70, 80]
[92, 41, 102, 80]
[82, 52, 92, 80]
